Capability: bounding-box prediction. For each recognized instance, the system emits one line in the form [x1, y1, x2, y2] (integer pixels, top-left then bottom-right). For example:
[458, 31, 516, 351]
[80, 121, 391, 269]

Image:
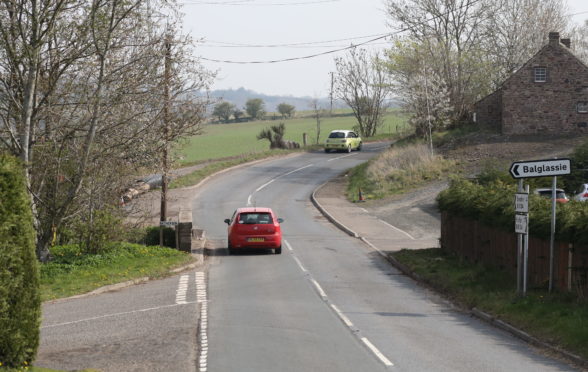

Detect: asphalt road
[36, 142, 578, 372]
[191, 143, 577, 372]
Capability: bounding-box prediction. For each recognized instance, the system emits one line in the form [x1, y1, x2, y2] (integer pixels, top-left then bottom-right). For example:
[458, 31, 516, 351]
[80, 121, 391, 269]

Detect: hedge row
[437, 176, 588, 244]
[0, 154, 41, 367]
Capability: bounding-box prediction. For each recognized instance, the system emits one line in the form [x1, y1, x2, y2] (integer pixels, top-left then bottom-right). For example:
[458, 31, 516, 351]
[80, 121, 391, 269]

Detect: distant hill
[208, 87, 337, 112]
[207, 87, 401, 113]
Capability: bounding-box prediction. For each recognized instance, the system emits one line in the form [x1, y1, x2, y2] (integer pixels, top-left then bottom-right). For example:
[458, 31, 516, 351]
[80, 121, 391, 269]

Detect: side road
[312, 176, 587, 370]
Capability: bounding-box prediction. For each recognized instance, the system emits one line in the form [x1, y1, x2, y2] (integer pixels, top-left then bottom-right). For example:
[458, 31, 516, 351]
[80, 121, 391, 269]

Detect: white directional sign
[160, 221, 178, 227]
[509, 158, 571, 179]
[515, 214, 528, 234]
[514, 193, 529, 213]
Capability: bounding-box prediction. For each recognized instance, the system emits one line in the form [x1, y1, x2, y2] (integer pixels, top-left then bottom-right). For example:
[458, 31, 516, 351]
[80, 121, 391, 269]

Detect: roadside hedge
[437, 176, 588, 244]
[0, 154, 41, 367]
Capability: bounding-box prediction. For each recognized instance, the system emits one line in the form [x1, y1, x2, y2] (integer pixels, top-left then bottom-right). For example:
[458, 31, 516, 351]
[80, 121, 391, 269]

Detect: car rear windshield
[238, 212, 273, 224]
[328, 132, 345, 138]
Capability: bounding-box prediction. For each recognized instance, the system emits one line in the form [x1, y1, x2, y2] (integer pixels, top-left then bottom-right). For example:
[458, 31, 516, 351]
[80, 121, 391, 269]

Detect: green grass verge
[176, 110, 410, 164]
[170, 149, 298, 189]
[392, 248, 588, 360]
[40, 243, 195, 302]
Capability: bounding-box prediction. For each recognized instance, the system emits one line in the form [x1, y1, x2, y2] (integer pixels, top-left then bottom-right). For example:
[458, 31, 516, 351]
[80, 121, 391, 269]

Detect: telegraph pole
[329, 71, 334, 116]
[160, 34, 172, 247]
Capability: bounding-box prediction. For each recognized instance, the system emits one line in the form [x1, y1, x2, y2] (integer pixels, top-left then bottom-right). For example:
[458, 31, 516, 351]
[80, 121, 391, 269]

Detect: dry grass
[348, 144, 455, 200]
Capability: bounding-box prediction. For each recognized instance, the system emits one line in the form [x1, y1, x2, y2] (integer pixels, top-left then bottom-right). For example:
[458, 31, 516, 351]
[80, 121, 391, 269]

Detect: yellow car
[324, 130, 362, 153]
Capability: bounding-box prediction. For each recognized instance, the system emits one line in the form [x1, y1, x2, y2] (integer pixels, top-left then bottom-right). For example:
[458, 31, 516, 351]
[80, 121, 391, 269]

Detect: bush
[0, 154, 41, 367]
[142, 226, 176, 248]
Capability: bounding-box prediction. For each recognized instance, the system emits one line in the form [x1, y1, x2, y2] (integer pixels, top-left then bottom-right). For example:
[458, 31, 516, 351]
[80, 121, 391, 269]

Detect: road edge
[310, 179, 588, 370]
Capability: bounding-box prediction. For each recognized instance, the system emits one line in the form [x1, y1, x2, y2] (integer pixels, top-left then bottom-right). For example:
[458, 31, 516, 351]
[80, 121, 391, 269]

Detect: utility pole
[423, 66, 434, 156]
[329, 71, 334, 116]
[160, 34, 172, 247]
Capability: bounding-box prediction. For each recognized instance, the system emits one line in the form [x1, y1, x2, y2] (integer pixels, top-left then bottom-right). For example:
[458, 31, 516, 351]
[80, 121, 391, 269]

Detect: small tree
[277, 103, 295, 119]
[245, 98, 266, 120]
[233, 108, 244, 121]
[257, 123, 286, 149]
[212, 101, 235, 123]
[0, 154, 41, 367]
[334, 48, 391, 137]
[310, 99, 323, 144]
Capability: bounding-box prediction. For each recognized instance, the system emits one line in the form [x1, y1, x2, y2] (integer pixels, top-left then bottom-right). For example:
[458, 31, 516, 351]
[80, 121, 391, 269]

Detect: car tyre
[275, 246, 282, 254]
[227, 240, 234, 255]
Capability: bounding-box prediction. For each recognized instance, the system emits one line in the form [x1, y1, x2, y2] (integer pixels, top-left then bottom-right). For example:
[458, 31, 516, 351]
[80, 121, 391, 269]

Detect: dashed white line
[196, 272, 208, 372]
[311, 279, 327, 299]
[327, 153, 357, 162]
[176, 274, 189, 304]
[293, 256, 307, 272]
[361, 337, 394, 366]
[379, 219, 416, 240]
[284, 239, 293, 251]
[330, 304, 354, 327]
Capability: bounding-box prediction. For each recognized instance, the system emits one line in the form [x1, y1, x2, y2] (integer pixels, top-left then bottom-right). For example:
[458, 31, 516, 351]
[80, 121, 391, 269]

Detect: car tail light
[583, 193, 588, 197]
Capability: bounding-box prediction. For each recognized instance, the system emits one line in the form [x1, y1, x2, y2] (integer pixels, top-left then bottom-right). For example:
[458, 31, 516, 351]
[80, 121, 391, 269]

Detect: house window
[578, 102, 588, 113]
[534, 67, 547, 82]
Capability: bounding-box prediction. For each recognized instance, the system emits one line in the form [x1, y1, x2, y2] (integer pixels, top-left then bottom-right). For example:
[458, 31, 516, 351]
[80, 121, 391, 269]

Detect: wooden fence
[440, 212, 588, 297]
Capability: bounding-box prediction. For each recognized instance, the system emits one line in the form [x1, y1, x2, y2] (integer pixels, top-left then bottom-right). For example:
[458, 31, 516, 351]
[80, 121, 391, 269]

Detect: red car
[224, 207, 284, 254]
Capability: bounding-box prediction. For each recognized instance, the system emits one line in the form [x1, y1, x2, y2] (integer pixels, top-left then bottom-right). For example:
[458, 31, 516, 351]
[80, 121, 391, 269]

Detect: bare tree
[0, 0, 213, 260]
[309, 99, 323, 144]
[481, 0, 568, 86]
[334, 48, 391, 137]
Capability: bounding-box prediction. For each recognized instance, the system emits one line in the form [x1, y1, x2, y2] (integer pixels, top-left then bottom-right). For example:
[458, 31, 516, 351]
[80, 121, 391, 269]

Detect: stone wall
[474, 89, 502, 130]
[502, 33, 588, 135]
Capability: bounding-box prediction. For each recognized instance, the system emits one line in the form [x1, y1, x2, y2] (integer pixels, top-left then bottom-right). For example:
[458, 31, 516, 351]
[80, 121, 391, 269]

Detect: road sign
[515, 214, 528, 234]
[160, 221, 178, 227]
[509, 158, 571, 179]
[514, 193, 529, 213]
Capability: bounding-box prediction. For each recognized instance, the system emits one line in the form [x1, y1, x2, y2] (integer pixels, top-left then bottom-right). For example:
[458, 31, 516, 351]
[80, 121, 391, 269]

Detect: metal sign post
[510, 158, 571, 296]
[549, 176, 557, 292]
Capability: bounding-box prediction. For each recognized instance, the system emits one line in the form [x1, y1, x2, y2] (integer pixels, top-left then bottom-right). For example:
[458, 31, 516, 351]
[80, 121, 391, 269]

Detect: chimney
[548, 31, 560, 46]
[561, 38, 571, 48]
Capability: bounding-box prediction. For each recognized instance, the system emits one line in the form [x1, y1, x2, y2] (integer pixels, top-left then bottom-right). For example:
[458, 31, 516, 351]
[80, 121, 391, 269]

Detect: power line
[182, 0, 340, 6]
[201, 32, 390, 47]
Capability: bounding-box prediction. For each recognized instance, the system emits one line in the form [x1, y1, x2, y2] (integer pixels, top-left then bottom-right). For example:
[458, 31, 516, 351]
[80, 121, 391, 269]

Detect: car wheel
[346, 144, 352, 153]
[227, 240, 233, 255]
[357, 142, 362, 151]
[275, 246, 282, 254]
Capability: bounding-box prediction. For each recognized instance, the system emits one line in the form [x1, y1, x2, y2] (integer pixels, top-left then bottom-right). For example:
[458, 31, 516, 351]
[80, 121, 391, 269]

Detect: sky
[180, 0, 588, 98]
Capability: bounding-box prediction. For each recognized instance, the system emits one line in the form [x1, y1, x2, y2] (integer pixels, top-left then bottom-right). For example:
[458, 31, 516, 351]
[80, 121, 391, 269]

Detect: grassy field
[176, 110, 410, 165]
[392, 248, 588, 361]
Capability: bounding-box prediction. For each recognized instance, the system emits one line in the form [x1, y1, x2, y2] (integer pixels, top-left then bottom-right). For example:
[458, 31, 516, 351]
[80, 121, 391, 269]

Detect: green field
[176, 110, 410, 164]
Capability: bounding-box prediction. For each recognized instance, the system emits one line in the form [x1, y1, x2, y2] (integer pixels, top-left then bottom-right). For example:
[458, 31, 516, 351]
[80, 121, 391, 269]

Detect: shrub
[143, 226, 176, 248]
[0, 154, 41, 367]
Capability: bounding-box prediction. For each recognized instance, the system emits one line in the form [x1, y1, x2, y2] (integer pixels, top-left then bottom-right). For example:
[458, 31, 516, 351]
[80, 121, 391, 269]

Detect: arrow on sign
[509, 158, 571, 179]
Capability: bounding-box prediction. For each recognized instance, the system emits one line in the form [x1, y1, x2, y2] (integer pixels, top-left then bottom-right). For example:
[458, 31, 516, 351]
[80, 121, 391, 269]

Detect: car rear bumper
[325, 144, 348, 150]
[229, 235, 281, 249]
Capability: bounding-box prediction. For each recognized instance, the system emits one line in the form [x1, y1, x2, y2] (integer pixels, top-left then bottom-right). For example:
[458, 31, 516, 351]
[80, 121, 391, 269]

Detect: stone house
[474, 32, 588, 135]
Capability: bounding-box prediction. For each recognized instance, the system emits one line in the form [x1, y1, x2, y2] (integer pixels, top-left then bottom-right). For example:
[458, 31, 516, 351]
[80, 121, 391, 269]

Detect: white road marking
[176, 274, 190, 304]
[361, 337, 394, 366]
[293, 256, 307, 272]
[379, 219, 416, 240]
[196, 271, 208, 372]
[284, 239, 293, 251]
[330, 304, 354, 327]
[247, 164, 314, 204]
[311, 279, 327, 299]
[42, 302, 197, 329]
[327, 153, 357, 162]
